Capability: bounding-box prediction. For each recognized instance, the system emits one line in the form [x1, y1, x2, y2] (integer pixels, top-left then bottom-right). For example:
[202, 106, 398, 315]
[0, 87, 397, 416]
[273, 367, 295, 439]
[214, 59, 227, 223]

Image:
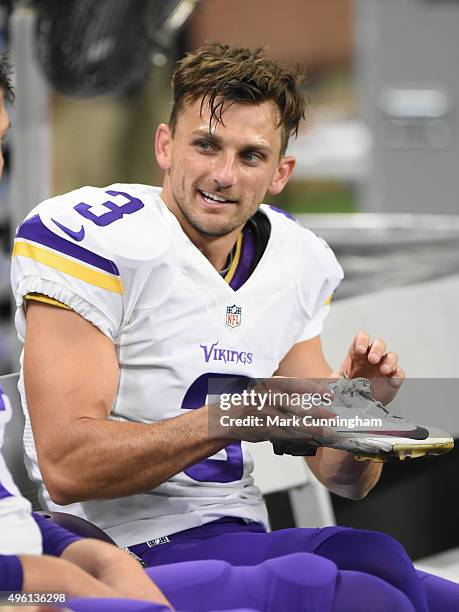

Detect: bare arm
[275, 335, 383, 500]
[19, 554, 117, 598]
[24, 302, 229, 505]
[61, 539, 170, 606]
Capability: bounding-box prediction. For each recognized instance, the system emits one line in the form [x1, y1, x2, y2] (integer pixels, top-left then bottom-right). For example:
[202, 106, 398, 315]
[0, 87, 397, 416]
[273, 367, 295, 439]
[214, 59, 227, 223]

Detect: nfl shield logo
[226, 304, 242, 328]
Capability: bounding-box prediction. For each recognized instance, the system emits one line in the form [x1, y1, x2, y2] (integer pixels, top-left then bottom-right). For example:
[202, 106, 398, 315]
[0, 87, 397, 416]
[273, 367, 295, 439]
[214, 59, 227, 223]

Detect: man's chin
[189, 217, 239, 238]
[193, 225, 235, 238]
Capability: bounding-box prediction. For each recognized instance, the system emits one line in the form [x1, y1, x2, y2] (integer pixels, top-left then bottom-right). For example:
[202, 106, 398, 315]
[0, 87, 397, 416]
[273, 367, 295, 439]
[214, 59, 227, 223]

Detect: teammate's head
[169, 42, 306, 157]
[156, 43, 304, 243]
[0, 54, 13, 178]
[0, 54, 13, 103]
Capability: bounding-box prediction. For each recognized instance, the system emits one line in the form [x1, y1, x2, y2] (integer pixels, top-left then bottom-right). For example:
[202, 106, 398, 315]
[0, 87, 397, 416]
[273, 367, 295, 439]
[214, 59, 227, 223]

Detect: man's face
[156, 98, 294, 239]
[0, 92, 9, 179]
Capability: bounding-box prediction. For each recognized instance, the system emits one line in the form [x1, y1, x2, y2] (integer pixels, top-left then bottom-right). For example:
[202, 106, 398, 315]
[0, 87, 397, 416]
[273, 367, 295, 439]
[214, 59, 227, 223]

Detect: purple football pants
[148, 553, 415, 612]
[129, 519, 459, 612]
[64, 571, 459, 612]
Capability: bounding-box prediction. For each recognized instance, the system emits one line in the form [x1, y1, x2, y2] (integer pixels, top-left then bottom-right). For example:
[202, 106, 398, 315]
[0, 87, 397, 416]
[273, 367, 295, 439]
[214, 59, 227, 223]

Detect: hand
[209, 376, 333, 443]
[333, 331, 405, 405]
[61, 539, 171, 607]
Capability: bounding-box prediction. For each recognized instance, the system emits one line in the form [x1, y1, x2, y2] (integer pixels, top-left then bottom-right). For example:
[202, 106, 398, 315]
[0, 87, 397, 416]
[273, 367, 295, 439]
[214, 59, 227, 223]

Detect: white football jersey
[11, 184, 343, 547]
[0, 388, 42, 555]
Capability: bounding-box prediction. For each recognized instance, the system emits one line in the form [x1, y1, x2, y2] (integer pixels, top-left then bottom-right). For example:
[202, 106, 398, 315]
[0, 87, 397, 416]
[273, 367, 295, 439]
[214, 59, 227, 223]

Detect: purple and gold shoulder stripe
[13, 215, 123, 294]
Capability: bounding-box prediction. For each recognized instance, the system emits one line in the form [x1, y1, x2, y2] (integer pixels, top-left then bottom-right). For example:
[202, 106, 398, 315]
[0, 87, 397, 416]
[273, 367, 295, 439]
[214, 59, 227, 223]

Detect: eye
[241, 151, 263, 164]
[195, 140, 215, 153]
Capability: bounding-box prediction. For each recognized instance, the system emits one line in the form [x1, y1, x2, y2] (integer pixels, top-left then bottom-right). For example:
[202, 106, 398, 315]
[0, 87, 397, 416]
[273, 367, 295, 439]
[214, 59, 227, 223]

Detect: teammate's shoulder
[0, 385, 12, 425]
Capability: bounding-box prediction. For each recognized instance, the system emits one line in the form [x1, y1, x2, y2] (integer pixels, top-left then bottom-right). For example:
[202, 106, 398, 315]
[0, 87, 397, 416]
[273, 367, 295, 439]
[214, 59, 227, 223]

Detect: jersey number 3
[75, 190, 144, 227]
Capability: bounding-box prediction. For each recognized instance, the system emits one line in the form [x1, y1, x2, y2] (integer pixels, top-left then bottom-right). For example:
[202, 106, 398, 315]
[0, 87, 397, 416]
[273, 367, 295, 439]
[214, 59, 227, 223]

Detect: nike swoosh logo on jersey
[51, 218, 85, 242]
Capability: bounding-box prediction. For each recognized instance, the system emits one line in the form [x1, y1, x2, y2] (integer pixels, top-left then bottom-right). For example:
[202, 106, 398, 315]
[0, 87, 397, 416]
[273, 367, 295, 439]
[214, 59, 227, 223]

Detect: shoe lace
[337, 376, 391, 416]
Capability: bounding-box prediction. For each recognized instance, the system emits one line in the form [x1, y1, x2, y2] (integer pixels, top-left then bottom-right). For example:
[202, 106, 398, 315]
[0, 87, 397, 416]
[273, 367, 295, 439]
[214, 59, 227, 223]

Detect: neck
[160, 188, 241, 271]
[193, 233, 239, 271]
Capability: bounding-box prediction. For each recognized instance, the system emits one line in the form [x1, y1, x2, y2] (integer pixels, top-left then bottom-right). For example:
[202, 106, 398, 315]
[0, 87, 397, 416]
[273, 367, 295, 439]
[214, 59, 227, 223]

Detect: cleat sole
[353, 440, 454, 463]
[393, 440, 454, 460]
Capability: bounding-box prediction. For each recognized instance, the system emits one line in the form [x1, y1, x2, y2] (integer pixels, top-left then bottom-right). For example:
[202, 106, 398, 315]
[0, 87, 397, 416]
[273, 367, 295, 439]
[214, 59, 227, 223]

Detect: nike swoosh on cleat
[350, 426, 429, 440]
[51, 218, 85, 242]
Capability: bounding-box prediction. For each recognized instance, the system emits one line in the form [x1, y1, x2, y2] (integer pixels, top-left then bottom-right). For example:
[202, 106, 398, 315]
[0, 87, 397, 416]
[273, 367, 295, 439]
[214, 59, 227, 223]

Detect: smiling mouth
[198, 189, 238, 205]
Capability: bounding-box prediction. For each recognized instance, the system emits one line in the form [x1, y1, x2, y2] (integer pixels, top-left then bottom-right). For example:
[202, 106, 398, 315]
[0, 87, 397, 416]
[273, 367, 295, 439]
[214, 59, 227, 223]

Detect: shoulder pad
[296, 225, 344, 317]
[16, 184, 170, 264]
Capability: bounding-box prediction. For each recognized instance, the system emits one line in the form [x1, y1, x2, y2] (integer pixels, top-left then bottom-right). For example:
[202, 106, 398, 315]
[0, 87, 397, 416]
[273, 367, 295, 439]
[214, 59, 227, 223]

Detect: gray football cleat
[272, 377, 454, 462]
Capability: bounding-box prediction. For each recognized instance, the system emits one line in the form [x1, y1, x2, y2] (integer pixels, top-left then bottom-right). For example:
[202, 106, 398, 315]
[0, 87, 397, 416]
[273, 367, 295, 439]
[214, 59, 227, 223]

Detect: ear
[155, 123, 172, 171]
[267, 156, 296, 196]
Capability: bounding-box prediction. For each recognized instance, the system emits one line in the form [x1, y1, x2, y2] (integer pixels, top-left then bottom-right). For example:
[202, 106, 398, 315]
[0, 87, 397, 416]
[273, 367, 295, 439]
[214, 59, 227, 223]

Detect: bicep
[275, 335, 332, 378]
[24, 301, 119, 458]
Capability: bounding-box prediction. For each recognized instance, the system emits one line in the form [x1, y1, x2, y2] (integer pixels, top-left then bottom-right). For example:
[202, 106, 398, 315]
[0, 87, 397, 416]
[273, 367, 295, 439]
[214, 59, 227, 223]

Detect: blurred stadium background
[0, 0, 458, 580]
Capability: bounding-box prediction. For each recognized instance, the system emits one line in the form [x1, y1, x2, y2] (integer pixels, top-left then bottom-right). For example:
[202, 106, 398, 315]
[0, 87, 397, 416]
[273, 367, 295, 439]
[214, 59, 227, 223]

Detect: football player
[10, 44, 458, 611]
[0, 387, 170, 610]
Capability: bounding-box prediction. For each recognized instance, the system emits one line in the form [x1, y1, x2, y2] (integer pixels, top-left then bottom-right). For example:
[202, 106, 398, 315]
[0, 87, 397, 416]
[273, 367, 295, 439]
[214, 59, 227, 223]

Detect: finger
[389, 368, 405, 387]
[328, 371, 341, 380]
[379, 352, 399, 375]
[353, 330, 370, 354]
[368, 339, 387, 364]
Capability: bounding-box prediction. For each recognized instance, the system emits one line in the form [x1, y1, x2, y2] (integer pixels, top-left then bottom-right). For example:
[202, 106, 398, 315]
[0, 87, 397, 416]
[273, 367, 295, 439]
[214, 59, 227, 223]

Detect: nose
[211, 152, 236, 189]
